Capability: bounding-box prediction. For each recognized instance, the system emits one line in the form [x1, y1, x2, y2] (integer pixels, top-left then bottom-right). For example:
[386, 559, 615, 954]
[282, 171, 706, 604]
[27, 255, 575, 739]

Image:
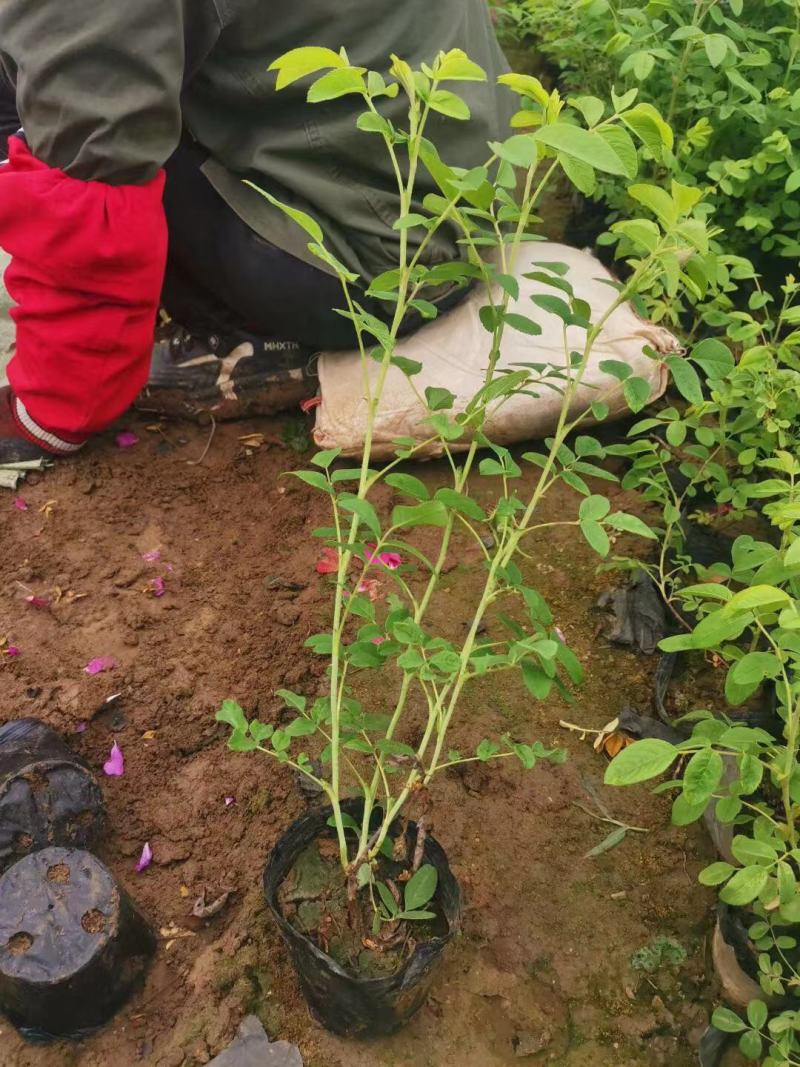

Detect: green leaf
[691, 338, 735, 379]
[719, 865, 769, 906]
[290, 470, 331, 492]
[492, 134, 539, 168]
[581, 520, 610, 557]
[404, 864, 439, 911]
[392, 501, 449, 528]
[338, 494, 381, 538]
[623, 376, 652, 413]
[672, 792, 708, 826]
[477, 738, 502, 761]
[434, 487, 486, 520]
[597, 126, 638, 180]
[747, 999, 768, 1032]
[530, 293, 573, 323]
[244, 183, 323, 243]
[731, 835, 778, 867]
[699, 861, 735, 886]
[606, 512, 657, 540]
[397, 909, 437, 921]
[311, 448, 341, 469]
[622, 103, 674, 159]
[579, 494, 611, 522]
[436, 49, 487, 83]
[534, 123, 627, 176]
[428, 89, 470, 120]
[604, 739, 678, 786]
[377, 881, 399, 917]
[385, 473, 430, 500]
[599, 359, 632, 381]
[504, 312, 543, 336]
[704, 33, 730, 69]
[666, 355, 704, 404]
[584, 826, 628, 858]
[269, 46, 346, 90]
[683, 749, 724, 804]
[738, 1030, 762, 1060]
[391, 356, 423, 377]
[712, 1007, 746, 1034]
[425, 386, 456, 411]
[307, 67, 366, 103]
[216, 700, 247, 732]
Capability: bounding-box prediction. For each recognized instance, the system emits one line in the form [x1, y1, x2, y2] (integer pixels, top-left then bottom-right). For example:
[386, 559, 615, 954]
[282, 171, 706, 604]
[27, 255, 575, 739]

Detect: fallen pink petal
[135, 842, 153, 872]
[555, 626, 566, 642]
[84, 656, 118, 675]
[13, 498, 28, 511]
[148, 577, 166, 597]
[224, 796, 236, 807]
[73, 721, 88, 733]
[371, 636, 387, 646]
[315, 547, 339, 575]
[5, 646, 20, 657]
[115, 430, 139, 449]
[300, 395, 322, 413]
[103, 742, 125, 777]
[25, 595, 50, 610]
[141, 549, 161, 563]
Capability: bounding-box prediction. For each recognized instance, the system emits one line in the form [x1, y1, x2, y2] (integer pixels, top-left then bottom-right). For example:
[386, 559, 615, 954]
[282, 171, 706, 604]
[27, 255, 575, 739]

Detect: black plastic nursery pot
[0, 718, 105, 873]
[0, 846, 155, 1039]
[712, 902, 784, 1011]
[264, 798, 462, 1039]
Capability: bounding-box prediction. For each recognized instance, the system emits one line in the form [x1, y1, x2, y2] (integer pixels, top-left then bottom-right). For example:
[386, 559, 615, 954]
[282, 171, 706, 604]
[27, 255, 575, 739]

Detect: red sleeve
[0, 136, 167, 438]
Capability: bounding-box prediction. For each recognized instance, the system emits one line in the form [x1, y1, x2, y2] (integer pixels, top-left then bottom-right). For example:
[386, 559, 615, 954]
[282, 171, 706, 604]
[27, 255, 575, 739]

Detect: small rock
[151, 837, 192, 865]
[273, 603, 301, 627]
[514, 1030, 552, 1057]
[207, 1016, 303, 1066]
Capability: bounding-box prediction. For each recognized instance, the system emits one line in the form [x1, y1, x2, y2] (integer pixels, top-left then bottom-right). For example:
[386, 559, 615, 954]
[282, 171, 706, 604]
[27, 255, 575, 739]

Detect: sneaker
[0, 385, 83, 463]
[135, 323, 316, 421]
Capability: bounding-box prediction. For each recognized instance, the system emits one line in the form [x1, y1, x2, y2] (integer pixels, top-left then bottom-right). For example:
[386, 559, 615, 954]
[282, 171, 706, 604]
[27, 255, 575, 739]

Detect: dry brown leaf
[602, 732, 635, 759]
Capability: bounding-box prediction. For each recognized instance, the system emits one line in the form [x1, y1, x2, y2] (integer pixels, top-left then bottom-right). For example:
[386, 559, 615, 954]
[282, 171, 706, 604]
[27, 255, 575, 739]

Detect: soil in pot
[278, 835, 448, 980]
[265, 800, 461, 1038]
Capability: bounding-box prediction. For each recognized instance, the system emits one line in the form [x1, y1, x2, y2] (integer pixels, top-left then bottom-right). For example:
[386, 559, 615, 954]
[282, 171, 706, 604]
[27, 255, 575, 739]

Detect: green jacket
[0, 0, 512, 283]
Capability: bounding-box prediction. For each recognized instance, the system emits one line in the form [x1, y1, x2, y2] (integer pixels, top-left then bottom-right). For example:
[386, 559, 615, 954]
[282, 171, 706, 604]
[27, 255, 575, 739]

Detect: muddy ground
[0, 411, 750, 1067]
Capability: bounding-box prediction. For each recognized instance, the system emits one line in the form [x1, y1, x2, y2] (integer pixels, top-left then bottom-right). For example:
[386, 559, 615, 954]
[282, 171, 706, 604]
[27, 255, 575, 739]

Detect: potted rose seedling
[217, 47, 711, 1037]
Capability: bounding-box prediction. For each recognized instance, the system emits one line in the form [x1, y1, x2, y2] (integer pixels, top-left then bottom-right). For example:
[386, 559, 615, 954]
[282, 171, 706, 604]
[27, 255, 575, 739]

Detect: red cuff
[0, 136, 167, 438]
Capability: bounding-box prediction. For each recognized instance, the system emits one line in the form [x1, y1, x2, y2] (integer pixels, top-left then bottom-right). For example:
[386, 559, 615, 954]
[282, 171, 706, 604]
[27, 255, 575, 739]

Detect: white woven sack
[313, 242, 679, 458]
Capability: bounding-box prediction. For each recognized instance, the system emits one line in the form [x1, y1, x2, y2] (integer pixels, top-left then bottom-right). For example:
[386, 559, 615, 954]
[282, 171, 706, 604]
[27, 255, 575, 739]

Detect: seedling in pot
[216, 46, 713, 1035]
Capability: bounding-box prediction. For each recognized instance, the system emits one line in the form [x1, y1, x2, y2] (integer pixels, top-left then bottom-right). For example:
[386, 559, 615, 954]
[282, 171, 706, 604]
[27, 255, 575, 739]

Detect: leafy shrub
[493, 0, 800, 282]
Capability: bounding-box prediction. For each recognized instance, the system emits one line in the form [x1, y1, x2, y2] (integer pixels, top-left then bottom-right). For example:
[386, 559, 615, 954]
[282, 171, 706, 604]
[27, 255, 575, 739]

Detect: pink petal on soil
[25, 595, 50, 610]
[103, 742, 125, 777]
[135, 842, 153, 872]
[84, 656, 117, 676]
[73, 721, 88, 733]
[300, 395, 322, 413]
[148, 577, 166, 597]
[141, 549, 161, 563]
[13, 498, 28, 511]
[5, 645, 20, 657]
[555, 626, 566, 642]
[115, 430, 139, 449]
[224, 796, 236, 807]
[315, 547, 339, 575]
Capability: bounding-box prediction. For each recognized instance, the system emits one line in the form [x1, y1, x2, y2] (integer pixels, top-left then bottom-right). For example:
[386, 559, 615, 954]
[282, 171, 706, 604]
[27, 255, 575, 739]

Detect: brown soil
[0, 414, 742, 1066]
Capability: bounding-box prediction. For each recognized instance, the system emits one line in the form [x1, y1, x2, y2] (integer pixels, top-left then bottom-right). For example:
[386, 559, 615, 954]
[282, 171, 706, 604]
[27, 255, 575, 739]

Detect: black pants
[0, 79, 465, 350]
